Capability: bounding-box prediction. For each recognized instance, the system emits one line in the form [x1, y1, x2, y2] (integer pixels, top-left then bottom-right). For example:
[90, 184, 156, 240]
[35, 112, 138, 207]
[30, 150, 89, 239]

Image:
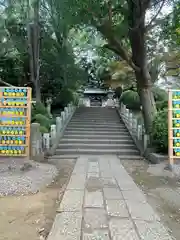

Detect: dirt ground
[121, 159, 180, 240]
[0, 158, 75, 240]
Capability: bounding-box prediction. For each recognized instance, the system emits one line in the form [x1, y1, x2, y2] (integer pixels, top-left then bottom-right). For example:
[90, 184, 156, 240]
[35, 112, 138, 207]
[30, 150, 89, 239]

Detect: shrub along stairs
[55, 107, 140, 157]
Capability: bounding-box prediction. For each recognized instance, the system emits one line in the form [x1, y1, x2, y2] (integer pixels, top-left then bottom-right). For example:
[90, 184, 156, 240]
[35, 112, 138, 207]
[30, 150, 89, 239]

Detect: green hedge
[150, 109, 168, 153]
[52, 88, 74, 109]
[120, 90, 141, 110]
[152, 86, 168, 102]
[39, 126, 49, 134]
[33, 114, 51, 130]
[156, 100, 168, 110]
[31, 101, 49, 119]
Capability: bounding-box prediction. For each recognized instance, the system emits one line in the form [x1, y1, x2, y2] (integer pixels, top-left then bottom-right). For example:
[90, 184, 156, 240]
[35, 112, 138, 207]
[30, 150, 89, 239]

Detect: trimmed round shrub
[120, 90, 141, 110]
[150, 109, 168, 153]
[152, 86, 168, 102]
[114, 87, 123, 99]
[52, 88, 74, 109]
[33, 114, 51, 130]
[156, 100, 168, 110]
[31, 101, 49, 119]
[40, 126, 49, 134]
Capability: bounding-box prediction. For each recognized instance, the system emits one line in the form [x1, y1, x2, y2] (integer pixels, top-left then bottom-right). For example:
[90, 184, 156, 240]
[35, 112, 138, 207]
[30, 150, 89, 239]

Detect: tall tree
[28, 0, 41, 101]
[61, 0, 170, 132]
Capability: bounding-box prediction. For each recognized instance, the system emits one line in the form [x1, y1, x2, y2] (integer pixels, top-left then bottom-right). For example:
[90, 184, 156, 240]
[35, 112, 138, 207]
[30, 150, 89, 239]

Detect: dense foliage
[120, 90, 141, 110]
[0, 0, 86, 107]
[150, 110, 168, 153]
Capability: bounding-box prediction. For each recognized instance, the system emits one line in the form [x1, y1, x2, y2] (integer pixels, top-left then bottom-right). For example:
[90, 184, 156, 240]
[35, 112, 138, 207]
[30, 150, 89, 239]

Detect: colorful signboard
[0, 87, 31, 157]
[168, 89, 180, 166]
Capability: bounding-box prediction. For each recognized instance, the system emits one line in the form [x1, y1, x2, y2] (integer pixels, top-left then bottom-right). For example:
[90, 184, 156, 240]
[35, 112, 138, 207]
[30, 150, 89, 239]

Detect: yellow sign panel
[0, 87, 31, 157]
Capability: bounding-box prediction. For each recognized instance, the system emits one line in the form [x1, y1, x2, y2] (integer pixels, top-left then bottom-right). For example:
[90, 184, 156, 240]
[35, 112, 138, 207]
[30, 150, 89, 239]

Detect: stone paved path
[47, 155, 174, 240]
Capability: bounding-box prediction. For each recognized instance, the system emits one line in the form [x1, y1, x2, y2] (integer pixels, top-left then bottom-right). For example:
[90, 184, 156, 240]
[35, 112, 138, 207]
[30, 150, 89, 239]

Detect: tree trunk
[27, 0, 41, 102]
[127, 0, 157, 133]
[135, 70, 157, 133]
[35, 77, 41, 102]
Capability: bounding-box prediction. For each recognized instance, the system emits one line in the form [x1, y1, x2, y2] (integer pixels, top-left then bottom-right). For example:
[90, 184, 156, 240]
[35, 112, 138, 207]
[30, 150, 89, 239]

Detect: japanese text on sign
[0, 87, 31, 156]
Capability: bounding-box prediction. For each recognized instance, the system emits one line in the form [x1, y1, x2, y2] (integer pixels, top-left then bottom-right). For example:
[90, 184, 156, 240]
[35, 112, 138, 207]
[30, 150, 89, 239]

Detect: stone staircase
[55, 107, 140, 157]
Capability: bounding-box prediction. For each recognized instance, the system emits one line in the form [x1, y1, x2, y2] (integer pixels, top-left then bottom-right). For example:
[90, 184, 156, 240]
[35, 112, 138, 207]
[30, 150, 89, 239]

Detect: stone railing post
[46, 97, 52, 118]
[30, 123, 42, 158]
[64, 107, 68, 120]
[56, 116, 62, 133]
[122, 104, 126, 121]
[137, 124, 143, 140]
[61, 111, 65, 124]
[43, 133, 50, 150]
[132, 118, 137, 136]
[67, 104, 71, 114]
[142, 125, 149, 151]
[125, 108, 129, 126]
[50, 124, 56, 146]
[129, 113, 133, 131]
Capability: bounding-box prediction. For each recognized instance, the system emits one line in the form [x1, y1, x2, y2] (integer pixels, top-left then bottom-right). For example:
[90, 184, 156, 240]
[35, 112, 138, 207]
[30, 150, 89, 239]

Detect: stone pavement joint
[47, 155, 173, 240]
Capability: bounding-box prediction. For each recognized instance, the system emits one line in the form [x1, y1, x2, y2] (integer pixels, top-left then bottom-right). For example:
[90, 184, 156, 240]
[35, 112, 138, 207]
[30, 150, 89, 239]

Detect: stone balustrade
[119, 103, 148, 154]
[30, 102, 76, 161]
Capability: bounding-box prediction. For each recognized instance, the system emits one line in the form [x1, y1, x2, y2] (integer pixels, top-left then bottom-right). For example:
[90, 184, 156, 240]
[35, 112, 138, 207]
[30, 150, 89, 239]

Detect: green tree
[61, 0, 170, 132]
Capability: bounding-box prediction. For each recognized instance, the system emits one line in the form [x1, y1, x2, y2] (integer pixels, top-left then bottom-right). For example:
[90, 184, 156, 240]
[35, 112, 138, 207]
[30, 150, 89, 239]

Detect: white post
[46, 97, 52, 118]
[65, 107, 69, 119]
[67, 104, 71, 114]
[132, 118, 137, 136]
[50, 124, 56, 146]
[129, 113, 133, 130]
[30, 123, 42, 158]
[137, 125, 142, 140]
[56, 116, 62, 132]
[143, 134, 148, 150]
[61, 111, 65, 123]
[125, 108, 129, 125]
[121, 104, 126, 121]
[43, 133, 50, 150]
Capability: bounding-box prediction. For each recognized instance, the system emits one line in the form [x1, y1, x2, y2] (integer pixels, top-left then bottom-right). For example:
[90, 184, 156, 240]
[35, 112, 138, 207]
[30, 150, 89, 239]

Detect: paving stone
[83, 208, 108, 229]
[117, 179, 139, 191]
[99, 161, 111, 172]
[122, 190, 147, 202]
[101, 171, 113, 178]
[86, 176, 102, 191]
[135, 220, 173, 240]
[87, 172, 100, 178]
[114, 171, 132, 180]
[101, 177, 117, 188]
[109, 218, 139, 240]
[83, 229, 110, 240]
[106, 199, 129, 217]
[57, 190, 84, 212]
[73, 164, 87, 174]
[67, 174, 86, 190]
[103, 188, 123, 200]
[88, 162, 99, 173]
[126, 200, 160, 221]
[47, 212, 82, 240]
[84, 190, 104, 208]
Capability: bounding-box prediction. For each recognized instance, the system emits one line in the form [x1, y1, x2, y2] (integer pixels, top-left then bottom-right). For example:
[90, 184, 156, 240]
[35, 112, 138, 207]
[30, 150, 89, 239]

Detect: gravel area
[0, 158, 58, 196]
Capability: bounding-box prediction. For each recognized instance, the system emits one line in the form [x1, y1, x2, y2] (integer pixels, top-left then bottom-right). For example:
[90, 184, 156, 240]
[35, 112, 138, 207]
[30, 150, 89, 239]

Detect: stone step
[67, 123, 124, 127]
[55, 148, 140, 155]
[68, 122, 123, 126]
[62, 134, 131, 140]
[59, 139, 133, 144]
[58, 143, 137, 150]
[73, 113, 118, 119]
[118, 155, 143, 160]
[70, 120, 121, 124]
[65, 128, 128, 133]
[63, 130, 129, 135]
